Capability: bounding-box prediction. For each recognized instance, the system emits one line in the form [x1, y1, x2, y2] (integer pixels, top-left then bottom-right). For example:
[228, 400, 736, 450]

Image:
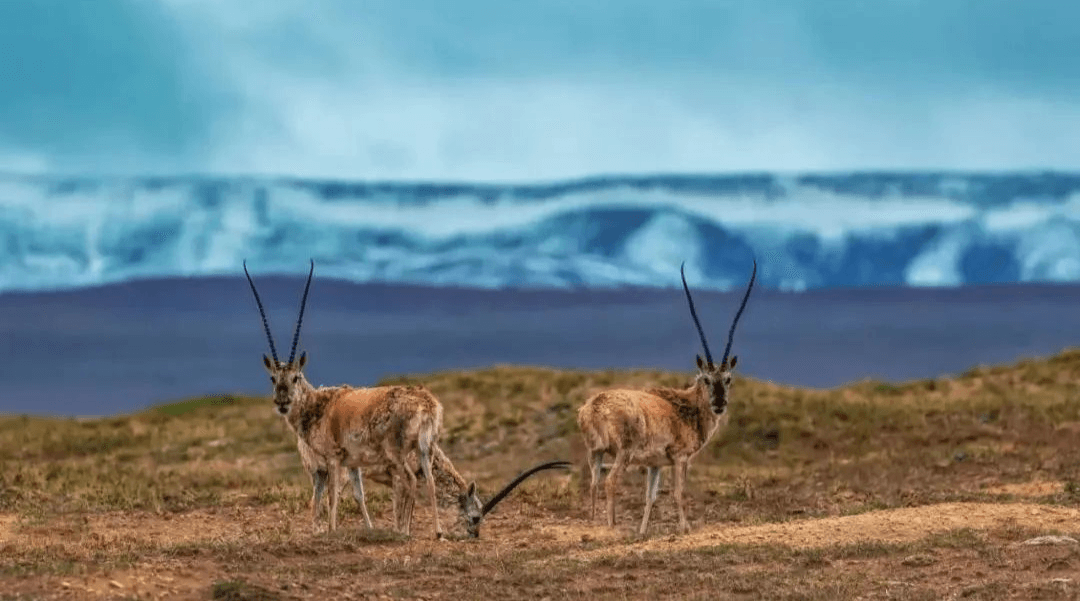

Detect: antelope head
[462, 460, 571, 539]
[244, 259, 315, 417]
[680, 260, 757, 414]
[458, 481, 484, 538]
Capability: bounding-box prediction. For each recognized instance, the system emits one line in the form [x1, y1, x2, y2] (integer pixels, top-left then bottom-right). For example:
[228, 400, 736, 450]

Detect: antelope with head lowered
[299, 438, 571, 539]
[363, 448, 573, 539]
[244, 260, 571, 539]
[577, 259, 756, 535]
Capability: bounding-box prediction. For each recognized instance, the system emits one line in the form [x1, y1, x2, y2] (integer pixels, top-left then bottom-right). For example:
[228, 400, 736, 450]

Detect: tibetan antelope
[364, 446, 572, 539]
[305, 442, 571, 539]
[245, 260, 570, 539]
[577, 259, 757, 535]
[296, 436, 371, 527]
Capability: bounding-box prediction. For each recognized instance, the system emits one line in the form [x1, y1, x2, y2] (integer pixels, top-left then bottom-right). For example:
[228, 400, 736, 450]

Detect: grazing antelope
[365, 447, 572, 539]
[306, 444, 571, 539]
[578, 259, 757, 535]
[244, 260, 570, 539]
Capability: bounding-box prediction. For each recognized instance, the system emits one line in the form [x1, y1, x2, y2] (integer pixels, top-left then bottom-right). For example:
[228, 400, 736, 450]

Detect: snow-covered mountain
[1, 171, 1078, 294]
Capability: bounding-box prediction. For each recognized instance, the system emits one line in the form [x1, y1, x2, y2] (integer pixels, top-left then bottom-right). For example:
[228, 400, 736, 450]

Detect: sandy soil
[551, 502, 1080, 561]
[4, 498, 1080, 600]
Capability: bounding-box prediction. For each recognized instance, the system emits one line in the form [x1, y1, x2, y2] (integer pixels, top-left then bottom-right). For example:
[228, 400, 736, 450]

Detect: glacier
[0, 171, 1079, 294]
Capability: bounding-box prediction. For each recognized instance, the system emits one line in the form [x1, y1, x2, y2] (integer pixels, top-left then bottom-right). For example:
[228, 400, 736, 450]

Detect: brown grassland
[3, 349, 1080, 600]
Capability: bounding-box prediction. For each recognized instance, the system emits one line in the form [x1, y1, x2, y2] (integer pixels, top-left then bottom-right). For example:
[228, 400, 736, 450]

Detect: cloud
[4, 0, 1080, 181]
[0, 0, 239, 174]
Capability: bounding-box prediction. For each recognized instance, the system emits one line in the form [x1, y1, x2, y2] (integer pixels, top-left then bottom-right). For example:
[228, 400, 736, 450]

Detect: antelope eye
[292, 375, 300, 383]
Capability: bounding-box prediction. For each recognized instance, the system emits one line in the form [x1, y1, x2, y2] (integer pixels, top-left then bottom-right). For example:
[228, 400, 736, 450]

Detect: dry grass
[1, 349, 1080, 599]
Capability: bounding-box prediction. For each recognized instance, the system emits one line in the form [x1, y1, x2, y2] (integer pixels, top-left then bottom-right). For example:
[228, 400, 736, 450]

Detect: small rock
[1017, 536, 1079, 547]
[1048, 559, 1071, 571]
[901, 554, 936, 567]
[1051, 578, 1072, 585]
[60, 582, 71, 589]
[960, 584, 982, 597]
[580, 534, 592, 543]
[109, 580, 123, 589]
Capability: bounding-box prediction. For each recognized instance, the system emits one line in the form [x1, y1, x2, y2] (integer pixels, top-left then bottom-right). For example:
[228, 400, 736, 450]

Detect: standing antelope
[578, 259, 757, 535]
[244, 260, 570, 539]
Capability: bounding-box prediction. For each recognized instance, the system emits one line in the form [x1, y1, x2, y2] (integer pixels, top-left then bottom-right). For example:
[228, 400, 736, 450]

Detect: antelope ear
[695, 355, 706, 371]
[263, 355, 274, 371]
[728, 355, 738, 370]
[467, 481, 477, 497]
[298, 352, 308, 369]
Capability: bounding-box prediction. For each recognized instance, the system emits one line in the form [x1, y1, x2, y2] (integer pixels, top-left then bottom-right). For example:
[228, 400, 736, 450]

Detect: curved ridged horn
[719, 258, 757, 368]
[480, 460, 572, 516]
[288, 260, 315, 365]
[680, 262, 713, 366]
[243, 259, 279, 365]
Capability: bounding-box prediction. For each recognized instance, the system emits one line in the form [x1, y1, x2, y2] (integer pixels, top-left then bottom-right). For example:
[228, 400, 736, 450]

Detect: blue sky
[1, 0, 1079, 182]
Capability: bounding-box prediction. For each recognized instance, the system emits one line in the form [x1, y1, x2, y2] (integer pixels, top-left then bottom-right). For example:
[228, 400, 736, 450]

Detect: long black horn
[288, 259, 315, 365]
[680, 262, 713, 366]
[481, 460, 572, 516]
[719, 258, 757, 368]
[243, 260, 279, 364]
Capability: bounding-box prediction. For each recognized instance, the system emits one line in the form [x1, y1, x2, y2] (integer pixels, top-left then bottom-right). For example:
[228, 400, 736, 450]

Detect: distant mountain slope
[0, 171, 1078, 294]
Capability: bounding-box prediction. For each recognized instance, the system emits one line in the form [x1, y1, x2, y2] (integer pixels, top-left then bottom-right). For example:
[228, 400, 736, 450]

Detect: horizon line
[0, 167, 1077, 189]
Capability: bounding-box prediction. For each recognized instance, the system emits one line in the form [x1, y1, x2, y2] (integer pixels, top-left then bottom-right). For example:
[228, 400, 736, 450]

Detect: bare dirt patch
[0, 514, 15, 541]
[558, 502, 1080, 561]
[982, 479, 1065, 497]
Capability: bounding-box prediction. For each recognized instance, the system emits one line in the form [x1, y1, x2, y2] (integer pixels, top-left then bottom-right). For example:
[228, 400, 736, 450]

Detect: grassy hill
[2, 349, 1080, 599]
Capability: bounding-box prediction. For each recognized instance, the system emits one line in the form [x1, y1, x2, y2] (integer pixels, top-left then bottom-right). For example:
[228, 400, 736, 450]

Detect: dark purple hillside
[0, 276, 1077, 416]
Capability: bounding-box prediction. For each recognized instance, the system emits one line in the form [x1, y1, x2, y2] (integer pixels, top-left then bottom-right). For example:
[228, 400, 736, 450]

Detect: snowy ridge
[0, 171, 1079, 294]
